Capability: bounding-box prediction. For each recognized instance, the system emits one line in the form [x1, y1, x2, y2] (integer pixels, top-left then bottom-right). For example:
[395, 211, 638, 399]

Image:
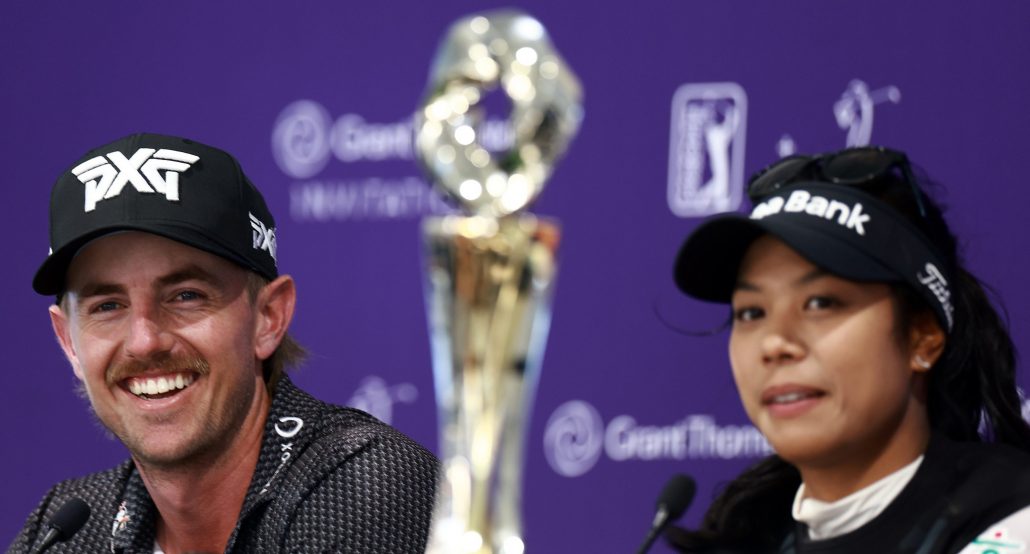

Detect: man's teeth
[128, 373, 195, 397]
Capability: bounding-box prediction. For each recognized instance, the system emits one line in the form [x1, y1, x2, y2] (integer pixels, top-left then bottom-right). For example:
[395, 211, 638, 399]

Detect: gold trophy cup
[416, 10, 583, 554]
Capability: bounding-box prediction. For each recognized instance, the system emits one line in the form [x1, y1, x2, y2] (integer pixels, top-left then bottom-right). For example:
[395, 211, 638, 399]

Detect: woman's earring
[914, 355, 932, 369]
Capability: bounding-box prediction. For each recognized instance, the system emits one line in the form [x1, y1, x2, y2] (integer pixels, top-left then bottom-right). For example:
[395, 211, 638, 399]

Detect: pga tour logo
[271, 99, 513, 179]
[668, 82, 748, 218]
[72, 148, 200, 212]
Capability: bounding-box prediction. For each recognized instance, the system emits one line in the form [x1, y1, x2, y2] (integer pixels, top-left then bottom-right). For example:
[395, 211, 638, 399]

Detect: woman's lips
[761, 384, 826, 418]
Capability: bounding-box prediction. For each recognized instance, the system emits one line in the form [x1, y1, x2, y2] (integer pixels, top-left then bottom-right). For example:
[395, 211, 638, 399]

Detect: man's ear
[50, 303, 85, 381]
[254, 275, 297, 362]
[909, 311, 946, 373]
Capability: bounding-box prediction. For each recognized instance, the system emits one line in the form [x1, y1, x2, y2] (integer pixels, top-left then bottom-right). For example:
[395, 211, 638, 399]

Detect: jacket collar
[109, 377, 324, 553]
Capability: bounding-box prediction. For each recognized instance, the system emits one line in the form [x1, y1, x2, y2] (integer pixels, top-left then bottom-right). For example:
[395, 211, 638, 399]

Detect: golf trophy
[415, 10, 583, 554]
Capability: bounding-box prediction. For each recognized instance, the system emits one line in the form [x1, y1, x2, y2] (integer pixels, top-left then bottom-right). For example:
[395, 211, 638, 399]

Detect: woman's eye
[805, 296, 837, 310]
[733, 306, 764, 322]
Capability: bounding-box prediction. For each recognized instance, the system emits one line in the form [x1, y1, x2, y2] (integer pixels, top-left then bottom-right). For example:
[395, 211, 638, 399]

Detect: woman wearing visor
[668, 147, 1030, 553]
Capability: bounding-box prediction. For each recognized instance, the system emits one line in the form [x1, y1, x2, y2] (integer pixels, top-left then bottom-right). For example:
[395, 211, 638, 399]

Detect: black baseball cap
[34, 133, 279, 296]
[674, 182, 955, 332]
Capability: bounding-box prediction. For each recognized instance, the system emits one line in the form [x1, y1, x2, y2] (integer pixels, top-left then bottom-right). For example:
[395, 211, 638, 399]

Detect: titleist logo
[751, 189, 871, 235]
[917, 262, 955, 329]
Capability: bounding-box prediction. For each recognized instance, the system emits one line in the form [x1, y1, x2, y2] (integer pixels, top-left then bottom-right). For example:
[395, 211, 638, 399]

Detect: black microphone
[31, 498, 91, 554]
[636, 474, 696, 554]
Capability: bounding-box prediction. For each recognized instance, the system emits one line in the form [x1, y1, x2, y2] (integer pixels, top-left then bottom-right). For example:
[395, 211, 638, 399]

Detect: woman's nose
[760, 327, 806, 366]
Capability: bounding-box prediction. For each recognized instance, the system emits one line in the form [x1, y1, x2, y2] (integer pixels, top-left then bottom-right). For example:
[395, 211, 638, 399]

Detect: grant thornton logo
[271, 100, 333, 180]
[271, 99, 518, 221]
[543, 400, 605, 477]
[543, 400, 773, 478]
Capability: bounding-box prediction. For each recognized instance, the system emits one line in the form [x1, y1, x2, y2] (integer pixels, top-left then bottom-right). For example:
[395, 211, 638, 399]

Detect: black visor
[674, 183, 954, 333]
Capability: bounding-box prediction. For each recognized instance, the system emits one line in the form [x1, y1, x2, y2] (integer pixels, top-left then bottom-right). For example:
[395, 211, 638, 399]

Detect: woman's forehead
[734, 236, 884, 295]
[737, 236, 817, 280]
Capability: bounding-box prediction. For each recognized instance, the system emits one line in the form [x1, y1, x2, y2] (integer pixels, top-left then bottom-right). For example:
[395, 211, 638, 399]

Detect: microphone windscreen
[49, 498, 91, 540]
[657, 474, 696, 521]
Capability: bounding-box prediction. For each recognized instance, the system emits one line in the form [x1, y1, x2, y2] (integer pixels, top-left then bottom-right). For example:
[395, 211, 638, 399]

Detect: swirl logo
[543, 400, 604, 477]
[272, 100, 332, 179]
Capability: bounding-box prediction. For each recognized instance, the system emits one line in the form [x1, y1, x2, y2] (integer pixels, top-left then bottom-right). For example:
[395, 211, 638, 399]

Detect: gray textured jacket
[8, 377, 439, 553]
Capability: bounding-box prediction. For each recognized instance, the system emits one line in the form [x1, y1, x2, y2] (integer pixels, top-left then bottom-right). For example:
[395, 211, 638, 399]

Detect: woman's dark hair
[667, 156, 1030, 552]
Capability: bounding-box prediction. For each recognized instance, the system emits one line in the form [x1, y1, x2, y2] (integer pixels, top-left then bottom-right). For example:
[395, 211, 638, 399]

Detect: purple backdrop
[3, 2, 1029, 552]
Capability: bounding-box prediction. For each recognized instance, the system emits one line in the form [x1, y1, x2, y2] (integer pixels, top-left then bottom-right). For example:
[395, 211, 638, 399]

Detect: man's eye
[733, 306, 764, 322]
[174, 290, 203, 302]
[94, 301, 120, 312]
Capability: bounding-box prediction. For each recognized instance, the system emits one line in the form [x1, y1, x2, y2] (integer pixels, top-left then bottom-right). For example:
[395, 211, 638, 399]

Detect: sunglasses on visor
[747, 146, 928, 218]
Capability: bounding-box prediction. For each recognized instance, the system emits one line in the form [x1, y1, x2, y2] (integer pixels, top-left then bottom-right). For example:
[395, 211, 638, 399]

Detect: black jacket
[783, 435, 1030, 553]
[8, 377, 439, 553]
[670, 435, 1030, 554]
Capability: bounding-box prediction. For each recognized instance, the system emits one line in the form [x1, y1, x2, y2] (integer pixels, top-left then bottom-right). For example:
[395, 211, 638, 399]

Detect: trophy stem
[423, 215, 559, 554]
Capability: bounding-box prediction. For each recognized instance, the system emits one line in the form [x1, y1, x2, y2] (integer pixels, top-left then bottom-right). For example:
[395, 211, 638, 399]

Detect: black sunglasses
[747, 146, 927, 217]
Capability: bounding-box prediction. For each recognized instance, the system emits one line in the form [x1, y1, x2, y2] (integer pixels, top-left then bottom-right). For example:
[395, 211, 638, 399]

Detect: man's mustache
[106, 355, 210, 386]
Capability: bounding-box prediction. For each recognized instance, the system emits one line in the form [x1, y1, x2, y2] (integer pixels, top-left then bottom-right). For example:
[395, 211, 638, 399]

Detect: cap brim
[33, 224, 265, 296]
[674, 214, 899, 303]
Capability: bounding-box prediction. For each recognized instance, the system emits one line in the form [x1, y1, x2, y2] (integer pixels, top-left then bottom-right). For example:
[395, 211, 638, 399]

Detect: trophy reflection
[415, 10, 582, 554]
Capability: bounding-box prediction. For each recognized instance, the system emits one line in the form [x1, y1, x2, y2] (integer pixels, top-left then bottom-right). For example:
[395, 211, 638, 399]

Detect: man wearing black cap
[9, 134, 439, 554]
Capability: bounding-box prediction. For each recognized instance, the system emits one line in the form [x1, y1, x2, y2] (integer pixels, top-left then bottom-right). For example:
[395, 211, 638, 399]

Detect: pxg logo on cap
[34, 133, 280, 296]
[72, 148, 200, 212]
[249, 212, 278, 264]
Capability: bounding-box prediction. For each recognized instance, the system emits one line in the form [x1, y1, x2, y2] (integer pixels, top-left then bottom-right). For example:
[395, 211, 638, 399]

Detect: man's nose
[124, 305, 173, 359]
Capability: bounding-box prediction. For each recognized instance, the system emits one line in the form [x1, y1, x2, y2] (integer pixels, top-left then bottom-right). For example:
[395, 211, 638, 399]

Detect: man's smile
[123, 372, 198, 399]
